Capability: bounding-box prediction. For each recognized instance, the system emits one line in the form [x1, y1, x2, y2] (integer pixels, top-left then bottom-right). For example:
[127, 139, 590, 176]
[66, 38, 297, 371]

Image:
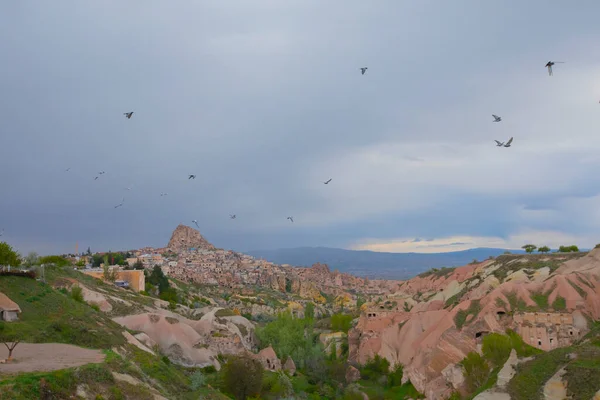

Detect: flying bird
[192, 220, 200, 229]
[188, 175, 196, 180]
[503, 137, 513, 147]
[287, 216, 294, 223]
[94, 176, 99, 180]
[65, 167, 71, 172]
[492, 115, 502, 122]
[360, 67, 368, 75]
[0, 229, 3, 237]
[160, 193, 168, 197]
[124, 112, 134, 119]
[98, 171, 105, 175]
[545, 61, 564, 76]
[230, 214, 236, 219]
[324, 178, 332, 184]
[494, 140, 505, 147]
[114, 198, 125, 209]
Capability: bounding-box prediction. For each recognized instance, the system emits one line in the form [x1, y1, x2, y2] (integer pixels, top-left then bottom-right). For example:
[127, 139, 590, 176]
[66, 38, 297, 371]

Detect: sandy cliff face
[349, 250, 600, 399]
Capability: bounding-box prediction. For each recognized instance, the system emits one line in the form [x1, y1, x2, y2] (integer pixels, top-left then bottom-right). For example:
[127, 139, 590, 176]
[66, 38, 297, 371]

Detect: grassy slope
[506, 323, 600, 400]
[0, 270, 226, 399]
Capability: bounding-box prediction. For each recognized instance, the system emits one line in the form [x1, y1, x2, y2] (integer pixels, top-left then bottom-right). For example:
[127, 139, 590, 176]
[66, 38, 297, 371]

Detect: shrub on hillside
[461, 352, 489, 393]
[189, 371, 205, 390]
[482, 333, 512, 366]
[223, 355, 264, 400]
[330, 313, 353, 333]
[71, 286, 84, 303]
[361, 354, 390, 380]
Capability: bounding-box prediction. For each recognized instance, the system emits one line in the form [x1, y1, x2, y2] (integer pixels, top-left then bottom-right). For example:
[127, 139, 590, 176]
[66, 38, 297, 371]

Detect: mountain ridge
[245, 246, 528, 279]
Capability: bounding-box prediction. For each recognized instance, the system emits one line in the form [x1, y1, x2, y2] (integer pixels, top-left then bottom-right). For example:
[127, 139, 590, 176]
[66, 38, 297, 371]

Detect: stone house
[0, 292, 21, 322]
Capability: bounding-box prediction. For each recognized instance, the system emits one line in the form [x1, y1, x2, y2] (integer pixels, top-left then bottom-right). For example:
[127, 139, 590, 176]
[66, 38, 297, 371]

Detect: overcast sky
[2, 1, 600, 255]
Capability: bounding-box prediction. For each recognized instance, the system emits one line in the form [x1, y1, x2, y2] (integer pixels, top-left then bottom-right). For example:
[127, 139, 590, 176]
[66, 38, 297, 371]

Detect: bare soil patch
[0, 343, 105, 374]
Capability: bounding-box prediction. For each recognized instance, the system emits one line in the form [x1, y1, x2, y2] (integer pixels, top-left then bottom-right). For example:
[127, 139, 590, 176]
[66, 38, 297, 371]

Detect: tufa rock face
[167, 225, 216, 252]
[346, 365, 361, 383]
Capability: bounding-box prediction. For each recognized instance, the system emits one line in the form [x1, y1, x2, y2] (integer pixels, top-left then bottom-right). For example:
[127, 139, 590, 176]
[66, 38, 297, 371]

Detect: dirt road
[0, 343, 105, 374]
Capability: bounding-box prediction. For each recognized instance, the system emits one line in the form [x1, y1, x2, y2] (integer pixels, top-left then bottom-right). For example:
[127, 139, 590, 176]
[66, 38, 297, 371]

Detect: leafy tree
[255, 311, 306, 362]
[361, 354, 390, 381]
[132, 260, 144, 270]
[103, 263, 118, 283]
[223, 355, 263, 400]
[147, 265, 170, 294]
[522, 244, 537, 254]
[91, 254, 103, 268]
[23, 252, 39, 268]
[558, 245, 579, 253]
[330, 313, 353, 333]
[0, 323, 20, 361]
[537, 246, 551, 254]
[0, 242, 21, 267]
[388, 364, 404, 387]
[39, 255, 70, 267]
[304, 302, 315, 322]
[86, 247, 92, 256]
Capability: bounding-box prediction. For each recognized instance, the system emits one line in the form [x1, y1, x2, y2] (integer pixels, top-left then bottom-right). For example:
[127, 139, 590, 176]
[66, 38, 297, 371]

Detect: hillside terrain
[245, 247, 527, 279]
[0, 229, 599, 399]
[351, 249, 600, 399]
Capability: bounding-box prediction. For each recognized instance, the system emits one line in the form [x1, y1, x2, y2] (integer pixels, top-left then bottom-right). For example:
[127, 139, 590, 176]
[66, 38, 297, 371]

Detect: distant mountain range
[245, 247, 526, 280]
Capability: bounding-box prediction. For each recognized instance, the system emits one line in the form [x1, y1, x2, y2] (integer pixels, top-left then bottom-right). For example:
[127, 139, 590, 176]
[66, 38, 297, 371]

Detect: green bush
[71, 286, 84, 303]
[189, 370, 205, 390]
[223, 355, 264, 400]
[330, 314, 353, 333]
[461, 352, 489, 393]
[482, 333, 512, 366]
[361, 354, 390, 381]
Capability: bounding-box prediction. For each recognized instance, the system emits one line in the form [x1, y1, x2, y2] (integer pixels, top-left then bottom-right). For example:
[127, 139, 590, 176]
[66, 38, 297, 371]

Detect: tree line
[521, 244, 580, 254]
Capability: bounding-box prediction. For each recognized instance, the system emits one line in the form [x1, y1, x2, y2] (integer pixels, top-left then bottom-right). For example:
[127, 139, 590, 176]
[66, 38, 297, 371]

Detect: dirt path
[0, 343, 105, 374]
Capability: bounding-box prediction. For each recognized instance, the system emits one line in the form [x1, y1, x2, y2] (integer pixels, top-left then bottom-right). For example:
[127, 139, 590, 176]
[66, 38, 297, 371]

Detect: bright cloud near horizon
[2, 1, 600, 255]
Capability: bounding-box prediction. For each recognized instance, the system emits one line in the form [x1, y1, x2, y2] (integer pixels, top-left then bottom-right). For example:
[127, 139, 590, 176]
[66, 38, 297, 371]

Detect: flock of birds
[0, 60, 579, 239]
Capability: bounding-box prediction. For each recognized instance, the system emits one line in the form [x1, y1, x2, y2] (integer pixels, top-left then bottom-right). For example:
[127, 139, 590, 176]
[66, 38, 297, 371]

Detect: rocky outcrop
[350, 249, 600, 398]
[320, 332, 347, 358]
[346, 365, 361, 383]
[257, 346, 281, 371]
[113, 313, 219, 369]
[167, 225, 215, 253]
[283, 357, 296, 375]
[496, 349, 518, 388]
[542, 367, 567, 400]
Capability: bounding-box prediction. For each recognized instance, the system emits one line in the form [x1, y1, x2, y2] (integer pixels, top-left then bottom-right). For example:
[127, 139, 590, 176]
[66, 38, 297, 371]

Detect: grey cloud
[1, 1, 600, 254]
